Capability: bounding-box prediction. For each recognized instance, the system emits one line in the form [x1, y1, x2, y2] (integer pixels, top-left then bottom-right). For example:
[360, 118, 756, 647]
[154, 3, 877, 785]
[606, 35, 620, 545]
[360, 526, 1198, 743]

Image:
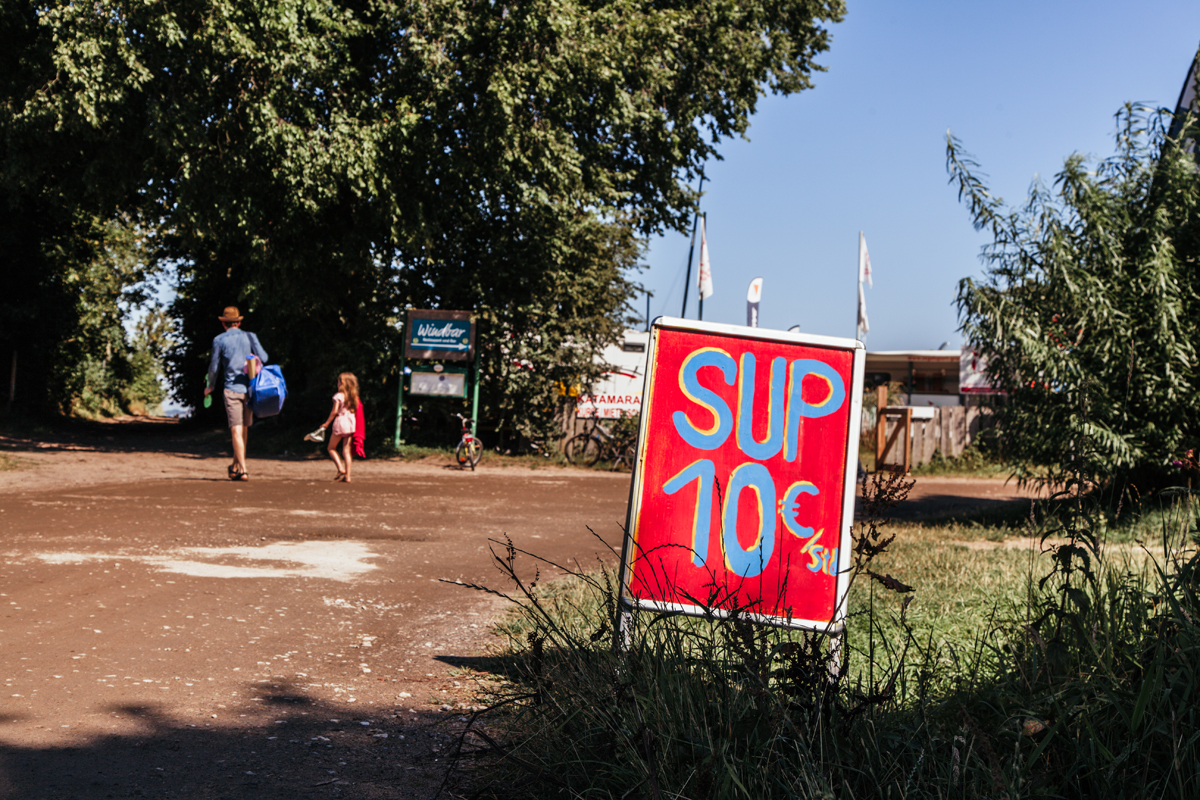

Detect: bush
[950, 103, 1200, 492]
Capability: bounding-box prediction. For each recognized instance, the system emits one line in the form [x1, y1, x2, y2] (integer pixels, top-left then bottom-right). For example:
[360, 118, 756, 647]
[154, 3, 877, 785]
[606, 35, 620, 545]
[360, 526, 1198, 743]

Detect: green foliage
[61, 218, 170, 418]
[947, 101, 1200, 489]
[473, 542, 853, 798]
[911, 444, 1007, 477]
[0, 193, 166, 416]
[2, 0, 846, 433]
[455, 210, 645, 444]
[463, 478, 1200, 799]
[973, 484, 1200, 798]
[0, 4, 168, 417]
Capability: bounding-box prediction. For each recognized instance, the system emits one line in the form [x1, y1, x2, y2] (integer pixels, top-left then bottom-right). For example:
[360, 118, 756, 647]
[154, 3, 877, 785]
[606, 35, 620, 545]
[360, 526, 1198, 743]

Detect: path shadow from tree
[0, 416, 324, 464]
[886, 493, 1034, 525]
[0, 688, 468, 800]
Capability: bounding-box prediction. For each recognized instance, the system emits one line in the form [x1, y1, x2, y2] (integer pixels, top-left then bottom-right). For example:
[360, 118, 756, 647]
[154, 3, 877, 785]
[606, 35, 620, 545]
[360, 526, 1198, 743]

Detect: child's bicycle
[455, 413, 483, 470]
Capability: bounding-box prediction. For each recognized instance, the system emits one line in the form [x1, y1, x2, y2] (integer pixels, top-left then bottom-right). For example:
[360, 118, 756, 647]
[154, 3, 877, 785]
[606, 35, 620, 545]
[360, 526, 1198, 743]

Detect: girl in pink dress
[317, 373, 359, 482]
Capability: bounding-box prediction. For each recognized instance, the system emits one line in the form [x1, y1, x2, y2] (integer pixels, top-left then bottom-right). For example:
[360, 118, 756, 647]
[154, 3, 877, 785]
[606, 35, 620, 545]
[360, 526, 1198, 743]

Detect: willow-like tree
[3, 0, 846, 439]
[948, 102, 1200, 489]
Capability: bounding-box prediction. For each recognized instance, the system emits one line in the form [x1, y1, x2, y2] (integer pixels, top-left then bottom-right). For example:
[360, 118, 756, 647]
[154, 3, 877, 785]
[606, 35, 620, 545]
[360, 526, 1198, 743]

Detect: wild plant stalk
[447, 465, 1200, 798]
[446, 472, 968, 798]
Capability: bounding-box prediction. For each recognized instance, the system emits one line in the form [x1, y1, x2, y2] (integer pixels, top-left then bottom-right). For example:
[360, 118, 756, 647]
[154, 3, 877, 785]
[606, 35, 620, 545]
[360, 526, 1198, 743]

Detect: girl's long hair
[338, 372, 360, 411]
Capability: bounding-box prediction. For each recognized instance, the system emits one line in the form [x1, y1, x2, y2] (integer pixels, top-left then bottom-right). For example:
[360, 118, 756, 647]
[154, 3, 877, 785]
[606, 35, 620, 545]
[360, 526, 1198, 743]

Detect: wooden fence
[875, 405, 994, 472]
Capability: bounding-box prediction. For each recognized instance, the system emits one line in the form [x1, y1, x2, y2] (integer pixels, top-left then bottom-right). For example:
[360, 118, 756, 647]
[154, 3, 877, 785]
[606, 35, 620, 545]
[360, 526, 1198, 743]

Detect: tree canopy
[2, 0, 846, 439]
[948, 101, 1200, 489]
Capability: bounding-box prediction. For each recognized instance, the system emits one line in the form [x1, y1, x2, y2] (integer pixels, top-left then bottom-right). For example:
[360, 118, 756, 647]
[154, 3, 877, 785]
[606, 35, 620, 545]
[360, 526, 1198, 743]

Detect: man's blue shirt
[208, 327, 269, 395]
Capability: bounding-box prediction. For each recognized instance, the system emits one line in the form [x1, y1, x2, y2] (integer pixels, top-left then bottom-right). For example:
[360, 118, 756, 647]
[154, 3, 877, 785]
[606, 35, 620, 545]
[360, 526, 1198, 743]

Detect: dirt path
[0, 421, 1038, 799]
[0, 422, 631, 799]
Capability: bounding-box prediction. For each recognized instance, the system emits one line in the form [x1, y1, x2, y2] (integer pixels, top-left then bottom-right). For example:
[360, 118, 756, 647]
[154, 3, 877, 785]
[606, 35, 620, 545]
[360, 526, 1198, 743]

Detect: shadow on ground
[0, 414, 336, 467]
[0, 689, 472, 800]
[0, 416, 228, 457]
[887, 494, 1034, 524]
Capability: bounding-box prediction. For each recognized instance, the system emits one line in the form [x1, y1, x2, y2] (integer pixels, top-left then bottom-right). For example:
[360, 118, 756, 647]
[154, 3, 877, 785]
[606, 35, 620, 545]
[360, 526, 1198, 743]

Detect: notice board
[619, 318, 865, 632]
[404, 309, 475, 361]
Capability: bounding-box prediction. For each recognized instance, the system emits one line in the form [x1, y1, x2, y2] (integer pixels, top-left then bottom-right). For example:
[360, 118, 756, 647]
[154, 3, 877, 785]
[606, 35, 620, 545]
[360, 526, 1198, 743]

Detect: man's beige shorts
[223, 389, 254, 429]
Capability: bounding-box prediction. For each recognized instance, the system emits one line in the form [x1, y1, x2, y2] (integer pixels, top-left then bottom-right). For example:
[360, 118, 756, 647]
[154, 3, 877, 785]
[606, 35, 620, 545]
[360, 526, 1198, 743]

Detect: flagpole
[856, 231, 860, 340]
[681, 175, 705, 319]
[698, 213, 707, 321]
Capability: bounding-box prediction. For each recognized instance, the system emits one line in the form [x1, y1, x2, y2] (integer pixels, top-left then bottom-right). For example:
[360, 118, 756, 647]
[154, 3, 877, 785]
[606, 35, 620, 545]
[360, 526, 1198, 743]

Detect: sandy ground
[0, 421, 633, 799]
[0, 420, 1038, 799]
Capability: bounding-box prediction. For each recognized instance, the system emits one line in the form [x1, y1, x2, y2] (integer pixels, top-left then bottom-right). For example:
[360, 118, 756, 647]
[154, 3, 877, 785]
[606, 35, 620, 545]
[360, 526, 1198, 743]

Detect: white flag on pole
[697, 217, 713, 300]
[857, 282, 870, 338]
[857, 232, 872, 338]
[858, 231, 873, 287]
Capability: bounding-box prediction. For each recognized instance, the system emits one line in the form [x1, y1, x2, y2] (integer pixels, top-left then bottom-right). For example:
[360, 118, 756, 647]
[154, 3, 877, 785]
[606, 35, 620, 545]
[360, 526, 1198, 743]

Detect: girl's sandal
[334, 472, 346, 481]
[228, 464, 237, 478]
[231, 468, 249, 481]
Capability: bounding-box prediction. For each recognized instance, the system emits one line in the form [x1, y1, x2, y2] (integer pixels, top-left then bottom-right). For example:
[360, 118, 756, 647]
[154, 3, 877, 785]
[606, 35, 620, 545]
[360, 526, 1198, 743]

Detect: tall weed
[451, 473, 1200, 799]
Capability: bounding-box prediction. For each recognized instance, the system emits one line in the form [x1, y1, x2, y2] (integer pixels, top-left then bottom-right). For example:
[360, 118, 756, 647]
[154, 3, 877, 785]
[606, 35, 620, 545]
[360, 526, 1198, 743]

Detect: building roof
[866, 350, 961, 372]
[865, 349, 963, 394]
[867, 349, 960, 361]
[1168, 47, 1199, 142]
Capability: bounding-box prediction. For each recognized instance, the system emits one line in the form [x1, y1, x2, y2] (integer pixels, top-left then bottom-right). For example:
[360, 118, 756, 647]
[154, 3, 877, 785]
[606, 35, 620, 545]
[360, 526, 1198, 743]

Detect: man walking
[204, 306, 269, 481]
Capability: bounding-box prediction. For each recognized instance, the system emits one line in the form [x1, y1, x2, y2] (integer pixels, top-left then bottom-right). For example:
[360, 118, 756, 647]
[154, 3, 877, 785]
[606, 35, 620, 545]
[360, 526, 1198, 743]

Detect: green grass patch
[859, 441, 1022, 479]
[910, 445, 1015, 478]
[846, 526, 1039, 661]
[455, 485, 1200, 799]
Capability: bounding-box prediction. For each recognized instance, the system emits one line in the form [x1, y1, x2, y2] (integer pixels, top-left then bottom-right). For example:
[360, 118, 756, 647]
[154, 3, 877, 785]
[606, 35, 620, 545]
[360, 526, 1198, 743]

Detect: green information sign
[404, 309, 474, 361]
[395, 308, 481, 448]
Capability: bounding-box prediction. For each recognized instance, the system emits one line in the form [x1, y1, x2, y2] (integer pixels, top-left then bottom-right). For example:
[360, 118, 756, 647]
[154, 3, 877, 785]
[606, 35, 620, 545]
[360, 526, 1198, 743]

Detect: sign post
[394, 309, 477, 447]
[616, 317, 865, 651]
[394, 311, 407, 448]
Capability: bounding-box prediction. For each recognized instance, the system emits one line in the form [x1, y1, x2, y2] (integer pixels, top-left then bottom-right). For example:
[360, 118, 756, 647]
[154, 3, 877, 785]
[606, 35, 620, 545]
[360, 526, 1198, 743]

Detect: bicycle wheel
[564, 434, 602, 467]
[455, 440, 471, 469]
[607, 439, 637, 472]
[467, 438, 482, 469]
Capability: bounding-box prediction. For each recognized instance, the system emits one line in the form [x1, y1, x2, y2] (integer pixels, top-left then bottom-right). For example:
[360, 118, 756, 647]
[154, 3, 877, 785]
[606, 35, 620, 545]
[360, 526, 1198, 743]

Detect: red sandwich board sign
[618, 318, 866, 633]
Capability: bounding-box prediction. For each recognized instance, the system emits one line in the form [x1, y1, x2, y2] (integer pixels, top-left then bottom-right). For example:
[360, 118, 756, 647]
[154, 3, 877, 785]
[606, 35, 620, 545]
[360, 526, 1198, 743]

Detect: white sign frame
[617, 317, 866, 634]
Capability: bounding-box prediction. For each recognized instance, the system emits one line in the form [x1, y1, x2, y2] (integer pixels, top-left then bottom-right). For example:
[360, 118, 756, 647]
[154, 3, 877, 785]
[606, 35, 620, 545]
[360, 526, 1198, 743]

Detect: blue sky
[641, 1, 1200, 350]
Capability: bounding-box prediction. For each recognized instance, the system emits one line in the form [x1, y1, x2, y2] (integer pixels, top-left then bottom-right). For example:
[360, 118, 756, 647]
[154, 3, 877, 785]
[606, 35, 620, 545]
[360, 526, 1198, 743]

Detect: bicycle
[455, 413, 483, 470]
[563, 416, 638, 471]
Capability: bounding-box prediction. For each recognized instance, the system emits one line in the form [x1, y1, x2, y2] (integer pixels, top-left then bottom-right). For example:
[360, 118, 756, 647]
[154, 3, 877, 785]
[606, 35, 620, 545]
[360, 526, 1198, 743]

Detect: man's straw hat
[218, 306, 244, 323]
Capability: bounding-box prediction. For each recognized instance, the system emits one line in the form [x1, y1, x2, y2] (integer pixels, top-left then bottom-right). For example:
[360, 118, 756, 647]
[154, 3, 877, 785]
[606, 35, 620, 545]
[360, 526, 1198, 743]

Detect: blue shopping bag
[250, 365, 287, 418]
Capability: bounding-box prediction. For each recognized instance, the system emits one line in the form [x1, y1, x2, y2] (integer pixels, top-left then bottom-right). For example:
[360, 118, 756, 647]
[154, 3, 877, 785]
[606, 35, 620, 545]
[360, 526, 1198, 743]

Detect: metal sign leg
[827, 631, 844, 684]
[394, 312, 407, 449]
[470, 356, 480, 435]
[612, 607, 632, 654]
